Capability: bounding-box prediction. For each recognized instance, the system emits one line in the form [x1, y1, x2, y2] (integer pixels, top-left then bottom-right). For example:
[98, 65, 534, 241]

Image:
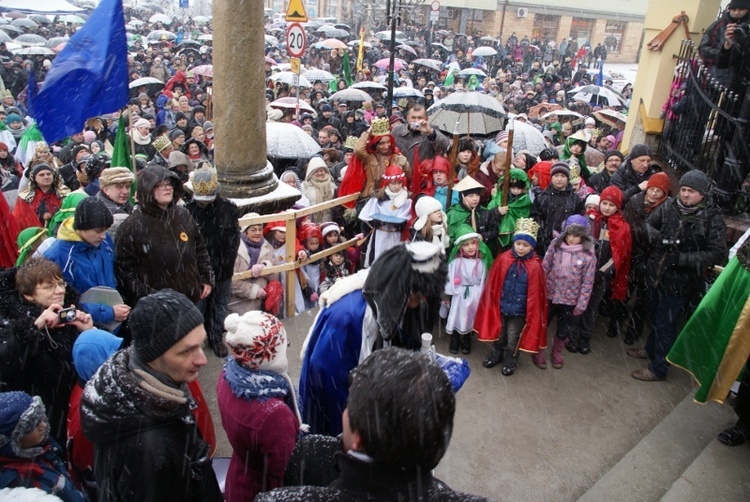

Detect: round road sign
[431, 1, 440, 11]
[286, 22, 306, 58]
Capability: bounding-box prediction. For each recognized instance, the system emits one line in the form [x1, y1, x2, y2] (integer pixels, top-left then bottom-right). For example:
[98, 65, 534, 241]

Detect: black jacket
[530, 184, 585, 254]
[587, 169, 613, 194]
[259, 448, 492, 502]
[115, 166, 214, 305]
[186, 196, 240, 282]
[81, 349, 222, 502]
[609, 160, 658, 206]
[643, 198, 727, 296]
[0, 267, 80, 446]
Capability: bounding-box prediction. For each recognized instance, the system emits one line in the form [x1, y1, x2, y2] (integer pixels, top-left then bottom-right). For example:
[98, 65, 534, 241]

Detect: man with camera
[391, 103, 451, 168]
[629, 171, 727, 381]
[0, 258, 95, 448]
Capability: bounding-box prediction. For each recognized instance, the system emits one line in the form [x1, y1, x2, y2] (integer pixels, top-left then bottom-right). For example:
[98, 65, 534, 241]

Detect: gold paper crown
[568, 161, 581, 185]
[192, 169, 219, 196]
[344, 135, 358, 150]
[371, 117, 391, 136]
[514, 218, 539, 240]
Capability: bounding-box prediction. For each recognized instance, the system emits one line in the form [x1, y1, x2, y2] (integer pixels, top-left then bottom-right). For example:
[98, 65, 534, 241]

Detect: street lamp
[385, 0, 426, 116]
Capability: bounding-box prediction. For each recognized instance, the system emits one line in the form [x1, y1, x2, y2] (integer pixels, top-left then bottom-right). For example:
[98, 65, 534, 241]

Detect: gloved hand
[303, 286, 315, 300]
[256, 288, 267, 300]
[251, 263, 264, 277]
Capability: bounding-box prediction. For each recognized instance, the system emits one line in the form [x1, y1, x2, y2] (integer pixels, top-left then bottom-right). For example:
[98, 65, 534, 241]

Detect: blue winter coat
[44, 218, 118, 324]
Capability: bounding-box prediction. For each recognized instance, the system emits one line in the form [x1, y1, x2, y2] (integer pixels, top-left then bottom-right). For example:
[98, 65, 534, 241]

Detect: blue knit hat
[0, 391, 48, 458]
[5, 113, 22, 126]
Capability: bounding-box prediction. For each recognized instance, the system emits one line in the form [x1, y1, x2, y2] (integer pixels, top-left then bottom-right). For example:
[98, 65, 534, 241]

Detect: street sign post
[285, 0, 308, 23]
[286, 22, 306, 58]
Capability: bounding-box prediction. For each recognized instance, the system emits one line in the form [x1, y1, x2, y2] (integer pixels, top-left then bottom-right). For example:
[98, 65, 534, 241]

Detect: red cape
[587, 208, 632, 300]
[473, 250, 548, 353]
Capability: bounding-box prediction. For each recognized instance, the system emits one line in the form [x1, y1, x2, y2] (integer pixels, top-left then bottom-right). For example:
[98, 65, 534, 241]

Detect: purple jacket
[542, 236, 597, 313]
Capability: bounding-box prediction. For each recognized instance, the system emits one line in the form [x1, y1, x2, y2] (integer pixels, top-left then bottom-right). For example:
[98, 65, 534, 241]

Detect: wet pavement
[198, 307, 750, 501]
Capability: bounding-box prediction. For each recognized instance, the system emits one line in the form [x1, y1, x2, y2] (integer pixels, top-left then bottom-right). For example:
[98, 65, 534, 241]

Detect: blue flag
[29, 0, 128, 144]
[596, 63, 604, 86]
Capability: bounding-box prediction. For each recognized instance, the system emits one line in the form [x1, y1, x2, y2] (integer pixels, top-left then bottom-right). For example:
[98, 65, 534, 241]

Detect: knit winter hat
[0, 391, 48, 458]
[74, 196, 114, 231]
[99, 167, 135, 188]
[604, 150, 624, 162]
[131, 289, 204, 363]
[169, 128, 186, 141]
[647, 172, 670, 195]
[562, 214, 589, 237]
[152, 135, 171, 152]
[133, 118, 151, 129]
[203, 121, 214, 132]
[321, 104, 332, 112]
[629, 143, 651, 160]
[550, 161, 570, 178]
[380, 164, 406, 188]
[224, 311, 288, 373]
[5, 113, 22, 126]
[584, 116, 596, 126]
[413, 196, 444, 231]
[585, 194, 601, 207]
[512, 217, 539, 248]
[600, 185, 624, 209]
[679, 170, 712, 196]
[321, 221, 340, 238]
[191, 168, 219, 202]
[728, 0, 750, 9]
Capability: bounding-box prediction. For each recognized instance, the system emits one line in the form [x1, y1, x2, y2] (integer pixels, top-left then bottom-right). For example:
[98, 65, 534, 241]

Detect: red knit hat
[426, 156, 450, 174]
[380, 165, 406, 188]
[299, 222, 323, 243]
[647, 172, 670, 195]
[0, 142, 8, 152]
[600, 186, 624, 209]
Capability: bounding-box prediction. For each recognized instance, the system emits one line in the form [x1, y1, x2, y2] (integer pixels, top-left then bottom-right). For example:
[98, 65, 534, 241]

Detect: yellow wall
[621, 0, 722, 150]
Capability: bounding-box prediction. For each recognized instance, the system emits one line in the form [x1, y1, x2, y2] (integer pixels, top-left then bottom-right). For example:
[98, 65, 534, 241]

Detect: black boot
[483, 345, 503, 368]
[460, 334, 471, 354]
[578, 337, 591, 354]
[449, 333, 460, 354]
[209, 333, 228, 358]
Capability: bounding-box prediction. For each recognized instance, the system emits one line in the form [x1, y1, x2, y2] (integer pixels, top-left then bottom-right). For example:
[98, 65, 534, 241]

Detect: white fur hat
[224, 311, 288, 374]
[413, 196, 444, 231]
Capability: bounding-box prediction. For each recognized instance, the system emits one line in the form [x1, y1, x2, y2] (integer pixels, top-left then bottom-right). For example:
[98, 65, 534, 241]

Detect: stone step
[660, 433, 750, 501]
[577, 392, 737, 502]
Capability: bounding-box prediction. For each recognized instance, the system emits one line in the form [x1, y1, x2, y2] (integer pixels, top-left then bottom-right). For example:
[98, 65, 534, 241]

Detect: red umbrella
[265, 56, 277, 65]
[374, 58, 406, 71]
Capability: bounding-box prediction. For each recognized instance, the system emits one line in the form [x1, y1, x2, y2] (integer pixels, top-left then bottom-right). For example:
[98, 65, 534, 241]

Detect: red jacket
[474, 250, 548, 353]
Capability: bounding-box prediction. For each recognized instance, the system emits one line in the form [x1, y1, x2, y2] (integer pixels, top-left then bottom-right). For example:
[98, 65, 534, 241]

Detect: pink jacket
[542, 236, 597, 314]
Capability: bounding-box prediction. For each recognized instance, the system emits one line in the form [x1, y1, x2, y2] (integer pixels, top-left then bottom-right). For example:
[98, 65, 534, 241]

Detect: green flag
[111, 114, 136, 199]
[342, 51, 353, 87]
[329, 74, 338, 93]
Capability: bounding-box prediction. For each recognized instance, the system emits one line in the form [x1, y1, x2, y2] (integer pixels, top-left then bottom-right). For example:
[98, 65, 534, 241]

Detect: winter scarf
[223, 355, 305, 432]
[81, 348, 195, 444]
[588, 210, 632, 300]
[130, 128, 151, 146]
[384, 186, 408, 210]
[558, 242, 583, 277]
[302, 171, 335, 204]
[241, 234, 264, 269]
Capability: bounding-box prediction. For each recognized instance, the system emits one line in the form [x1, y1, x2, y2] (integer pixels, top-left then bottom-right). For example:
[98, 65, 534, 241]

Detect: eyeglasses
[37, 280, 66, 291]
[155, 181, 173, 190]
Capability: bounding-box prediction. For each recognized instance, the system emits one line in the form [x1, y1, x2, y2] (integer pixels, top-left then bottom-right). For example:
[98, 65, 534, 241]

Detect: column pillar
[213, 0, 299, 213]
[621, 0, 722, 150]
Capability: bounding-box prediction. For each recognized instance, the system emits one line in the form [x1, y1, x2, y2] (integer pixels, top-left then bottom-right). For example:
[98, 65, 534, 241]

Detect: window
[604, 21, 627, 53]
[569, 17, 594, 49]
[532, 14, 560, 43]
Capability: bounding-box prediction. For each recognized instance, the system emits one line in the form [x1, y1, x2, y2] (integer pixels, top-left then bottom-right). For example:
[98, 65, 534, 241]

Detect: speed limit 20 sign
[286, 22, 306, 58]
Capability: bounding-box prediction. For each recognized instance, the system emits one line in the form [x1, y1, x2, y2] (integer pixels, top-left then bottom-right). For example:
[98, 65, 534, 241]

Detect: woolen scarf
[241, 234, 263, 268]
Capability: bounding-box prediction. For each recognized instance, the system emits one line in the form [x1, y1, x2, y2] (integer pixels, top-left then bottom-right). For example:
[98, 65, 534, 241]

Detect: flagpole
[128, 111, 136, 174]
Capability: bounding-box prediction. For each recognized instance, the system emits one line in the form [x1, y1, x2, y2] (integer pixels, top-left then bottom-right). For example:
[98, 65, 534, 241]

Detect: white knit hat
[225, 311, 288, 374]
[413, 196, 444, 231]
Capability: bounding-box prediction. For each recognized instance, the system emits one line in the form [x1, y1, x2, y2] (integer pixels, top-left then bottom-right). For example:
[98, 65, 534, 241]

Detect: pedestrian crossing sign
[285, 0, 308, 23]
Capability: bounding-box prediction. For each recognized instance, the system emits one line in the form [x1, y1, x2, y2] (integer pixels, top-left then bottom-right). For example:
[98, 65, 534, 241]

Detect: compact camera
[58, 307, 77, 324]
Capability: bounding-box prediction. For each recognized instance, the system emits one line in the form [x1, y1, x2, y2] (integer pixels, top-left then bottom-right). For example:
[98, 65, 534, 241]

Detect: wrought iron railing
[659, 40, 743, 181]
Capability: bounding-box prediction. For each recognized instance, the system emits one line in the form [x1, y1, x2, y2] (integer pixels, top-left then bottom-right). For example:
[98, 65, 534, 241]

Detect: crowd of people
[1, 3, 749, 501]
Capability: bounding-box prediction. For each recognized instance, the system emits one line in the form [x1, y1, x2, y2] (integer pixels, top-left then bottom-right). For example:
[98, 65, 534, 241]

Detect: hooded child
[487, 168, 532, 249]
[447, 175, 500, 256]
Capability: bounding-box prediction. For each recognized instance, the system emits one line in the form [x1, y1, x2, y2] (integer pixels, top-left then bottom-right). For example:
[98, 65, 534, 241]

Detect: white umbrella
[14, 34, 46, 47]
[0, 30, 11, 43]
[472, 46, 497, 57]
[569, 85, 627, 107]
[266, 122, 321, 159]
[375, 30, 406, 40]
[329, 88, 373, 103]
[270, 71, 312, 88]
[412, 58, 442, 72]
[193, 16, 210, 24]
[265, 34, 279, 45]
[303, 69, 335, 83]
[540, 110, 584, 120]
[348, 39, 372, 48]
[458, 68, 487, 78]
[397, 44, 416, 56]
[508, 120, 547, 156]
[352, 81, 387, 91]
[58, 15, 85, 24]
[269, 97, 316, 115]
[14, 46, 55, 55]
[129, 76, 164, 89]
[393, 87, 423, 99]
[427, 90, 506, 136]
[11, 18, 36, 28]
[149, 13, 172, 24]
